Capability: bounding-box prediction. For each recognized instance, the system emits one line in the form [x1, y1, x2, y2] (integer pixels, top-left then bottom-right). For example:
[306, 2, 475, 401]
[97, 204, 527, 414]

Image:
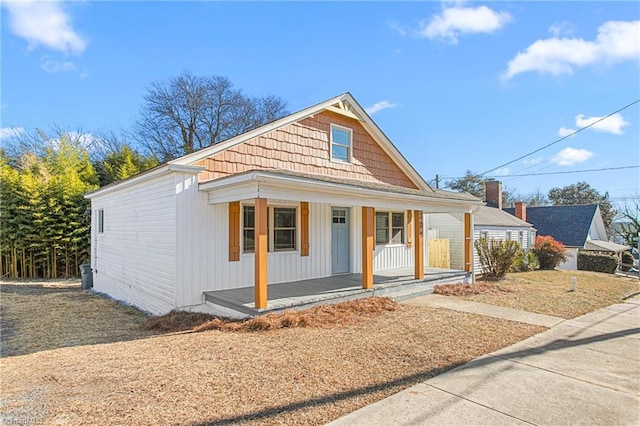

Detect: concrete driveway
[329, 296, 640, 425]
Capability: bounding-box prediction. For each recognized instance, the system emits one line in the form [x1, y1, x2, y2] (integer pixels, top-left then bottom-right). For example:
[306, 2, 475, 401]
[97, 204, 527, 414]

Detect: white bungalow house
[427, 181, 535, 273]
[85, 93, 482, 317]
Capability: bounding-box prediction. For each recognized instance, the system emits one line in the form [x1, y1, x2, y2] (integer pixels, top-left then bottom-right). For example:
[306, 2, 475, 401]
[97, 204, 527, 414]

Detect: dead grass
[141, 297, 400, 333]
[8, 271, 630, 424]
[0, 304, 543, 425]
[0, 280, 159, 357]
[434, 282, 514, 296]
[461, 270, 640, 319]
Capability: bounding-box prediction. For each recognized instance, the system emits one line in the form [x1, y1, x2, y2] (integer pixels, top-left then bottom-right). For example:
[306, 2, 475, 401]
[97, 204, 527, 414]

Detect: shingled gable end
[86, 93, 482, 317]
[192, 109, 418, 189]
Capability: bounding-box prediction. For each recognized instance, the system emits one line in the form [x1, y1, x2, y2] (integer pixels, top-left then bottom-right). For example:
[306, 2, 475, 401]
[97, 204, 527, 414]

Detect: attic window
[330, 124, 352, 162]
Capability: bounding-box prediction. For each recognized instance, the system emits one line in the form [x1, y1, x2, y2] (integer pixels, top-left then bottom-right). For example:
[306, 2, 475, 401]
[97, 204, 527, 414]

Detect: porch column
[254, 197, 268, 309]
[413, 210, 424, 280]
[362, 206, 374, 289]
[464, 213, 474, 279]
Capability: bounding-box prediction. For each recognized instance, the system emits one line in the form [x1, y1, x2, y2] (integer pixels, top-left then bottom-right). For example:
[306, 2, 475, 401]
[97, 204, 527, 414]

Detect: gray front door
[331, 207, 350, 274]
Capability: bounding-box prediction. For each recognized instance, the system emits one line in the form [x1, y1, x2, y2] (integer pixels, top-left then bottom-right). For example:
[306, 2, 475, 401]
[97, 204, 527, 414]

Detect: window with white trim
[243, 206, 255, 253]
[97, 209, 104, 234]
[481, 231, 489, 241]
[273, 207, 296, 251]
[242, 205, 297, 253]
[330, 124, 352, 162]
[375, 211, 405, 245]
[518, 231, 524, 247]
[506, 231, 512, 241]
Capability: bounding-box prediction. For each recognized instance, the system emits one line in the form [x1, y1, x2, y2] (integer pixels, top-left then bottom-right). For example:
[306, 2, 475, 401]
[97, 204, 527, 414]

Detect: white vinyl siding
[174, 191, 332, 309]
[473, 227, 532, 273]
[428, 213, 466, 270]
[90, 173, 177, 315]
[428, 213, 533, 273]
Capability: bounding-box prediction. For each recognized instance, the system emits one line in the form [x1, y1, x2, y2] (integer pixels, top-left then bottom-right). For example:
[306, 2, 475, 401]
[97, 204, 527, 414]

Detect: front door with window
[331, 208, 350, 274]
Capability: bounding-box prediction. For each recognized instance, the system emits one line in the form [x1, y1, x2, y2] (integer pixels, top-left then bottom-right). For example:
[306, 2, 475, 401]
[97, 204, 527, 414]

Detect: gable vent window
[330, 124, 352, 162]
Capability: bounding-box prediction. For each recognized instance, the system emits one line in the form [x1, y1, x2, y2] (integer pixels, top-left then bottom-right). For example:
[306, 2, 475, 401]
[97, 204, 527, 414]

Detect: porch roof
[199, 169, 482, 212]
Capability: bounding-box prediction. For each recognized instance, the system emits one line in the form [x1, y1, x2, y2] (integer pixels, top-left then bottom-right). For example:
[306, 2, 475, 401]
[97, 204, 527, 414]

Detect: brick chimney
[515, 202, 527, 222]
[484, 180, 502, 210]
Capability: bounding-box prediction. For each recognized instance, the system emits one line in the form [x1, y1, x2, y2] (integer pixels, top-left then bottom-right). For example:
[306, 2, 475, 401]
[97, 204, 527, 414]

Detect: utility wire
[480, 98, 640, 176]
[486, 165, 639, 178]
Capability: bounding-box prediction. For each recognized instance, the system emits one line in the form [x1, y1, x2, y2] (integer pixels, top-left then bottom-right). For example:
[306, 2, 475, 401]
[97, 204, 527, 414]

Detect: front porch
[204, 267, 468, 317]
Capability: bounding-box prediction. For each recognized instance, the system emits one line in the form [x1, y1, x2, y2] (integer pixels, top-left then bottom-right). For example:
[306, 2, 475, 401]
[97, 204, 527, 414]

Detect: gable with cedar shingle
[193, 110, 418, 189]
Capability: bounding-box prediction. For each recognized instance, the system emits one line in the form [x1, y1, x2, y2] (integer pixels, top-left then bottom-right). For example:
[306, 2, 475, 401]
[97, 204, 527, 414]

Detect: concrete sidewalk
[329, 295, 640, 425]
[405, 294, 565, 327]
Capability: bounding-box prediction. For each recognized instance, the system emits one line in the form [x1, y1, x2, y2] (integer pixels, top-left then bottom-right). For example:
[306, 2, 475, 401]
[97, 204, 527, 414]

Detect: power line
[480, 98, 640, 176]
[487, 165, 639, 178]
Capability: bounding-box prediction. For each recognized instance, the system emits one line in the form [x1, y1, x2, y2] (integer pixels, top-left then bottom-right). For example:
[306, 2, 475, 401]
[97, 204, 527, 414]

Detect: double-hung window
[375, 211, 405, 245]
[330, 124, 352, 162]
[242, 205, 297, 253]
[243, 206, 255, 252]
[273, 207, 296, 251]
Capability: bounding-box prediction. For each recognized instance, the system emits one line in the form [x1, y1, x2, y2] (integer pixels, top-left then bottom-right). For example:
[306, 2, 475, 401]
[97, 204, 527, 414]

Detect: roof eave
[85, 164, 205, 199]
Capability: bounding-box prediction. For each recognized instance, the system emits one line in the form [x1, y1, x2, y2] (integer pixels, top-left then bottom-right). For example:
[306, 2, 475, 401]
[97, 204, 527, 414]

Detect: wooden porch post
[414, 210, 424, 280]
[254, 197, 268, 309]
[362, 206, 374, 289]
[464, 213, 473, 277]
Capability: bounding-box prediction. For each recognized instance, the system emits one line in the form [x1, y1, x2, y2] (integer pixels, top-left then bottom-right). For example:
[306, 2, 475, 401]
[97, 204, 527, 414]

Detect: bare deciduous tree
[134, 72, 288, 162]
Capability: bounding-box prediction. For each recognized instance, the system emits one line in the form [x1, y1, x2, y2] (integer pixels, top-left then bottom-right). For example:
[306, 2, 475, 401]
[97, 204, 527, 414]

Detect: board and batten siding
[174, 174, 333, 308]
[350, 207, 415, 273]
[91, 173, 178, 315]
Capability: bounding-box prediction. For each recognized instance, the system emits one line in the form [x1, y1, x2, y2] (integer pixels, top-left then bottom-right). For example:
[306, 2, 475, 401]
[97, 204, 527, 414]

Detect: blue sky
[1, 1, 639, 205]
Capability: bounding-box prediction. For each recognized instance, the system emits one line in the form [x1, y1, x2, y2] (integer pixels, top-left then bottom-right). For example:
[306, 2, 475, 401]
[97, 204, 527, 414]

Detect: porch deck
[204, 267, 468, 317]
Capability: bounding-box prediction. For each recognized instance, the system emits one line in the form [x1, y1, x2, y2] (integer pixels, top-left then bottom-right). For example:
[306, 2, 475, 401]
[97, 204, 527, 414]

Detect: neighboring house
[505, 203, 629, 270]
[428, 181, 535, 273]
[86, 93, 482, 316]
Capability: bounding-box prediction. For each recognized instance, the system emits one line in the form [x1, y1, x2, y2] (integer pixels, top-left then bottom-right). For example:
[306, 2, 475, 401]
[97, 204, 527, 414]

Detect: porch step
[374, 271, 467, 302]
[203, 270, 469, 317]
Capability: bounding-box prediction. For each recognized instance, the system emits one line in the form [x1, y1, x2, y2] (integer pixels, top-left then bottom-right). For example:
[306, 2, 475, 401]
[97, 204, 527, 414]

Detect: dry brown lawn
[0, 284, 544, 426]
[459, 270, 640, 319]
[1, 280, 158, 357]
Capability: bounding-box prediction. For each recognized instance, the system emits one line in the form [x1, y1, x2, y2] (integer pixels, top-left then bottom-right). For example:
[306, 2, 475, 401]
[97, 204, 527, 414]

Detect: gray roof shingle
[504, 204, 598, 247]
[474, 206, 533, 227]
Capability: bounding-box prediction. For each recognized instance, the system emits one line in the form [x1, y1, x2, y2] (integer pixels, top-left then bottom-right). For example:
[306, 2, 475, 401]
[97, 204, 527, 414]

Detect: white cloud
[41, 59, 78, 73]
[0, 127, 25, 140]
[493, 167, 510, 176]
[419, 4, 511, 44]
[551, 147, 594, 166]
[558, 127, 576, 137]
[557, 112, 629, 137]
[523, 157, 543, 165]
[575, 113, 629, 135]
[503, 20, 640, 79]
[365, 100, 399, 115]
[3, 1, 88, 54]
[387, 21, 408, 37]
[548, 21, 575, 38]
